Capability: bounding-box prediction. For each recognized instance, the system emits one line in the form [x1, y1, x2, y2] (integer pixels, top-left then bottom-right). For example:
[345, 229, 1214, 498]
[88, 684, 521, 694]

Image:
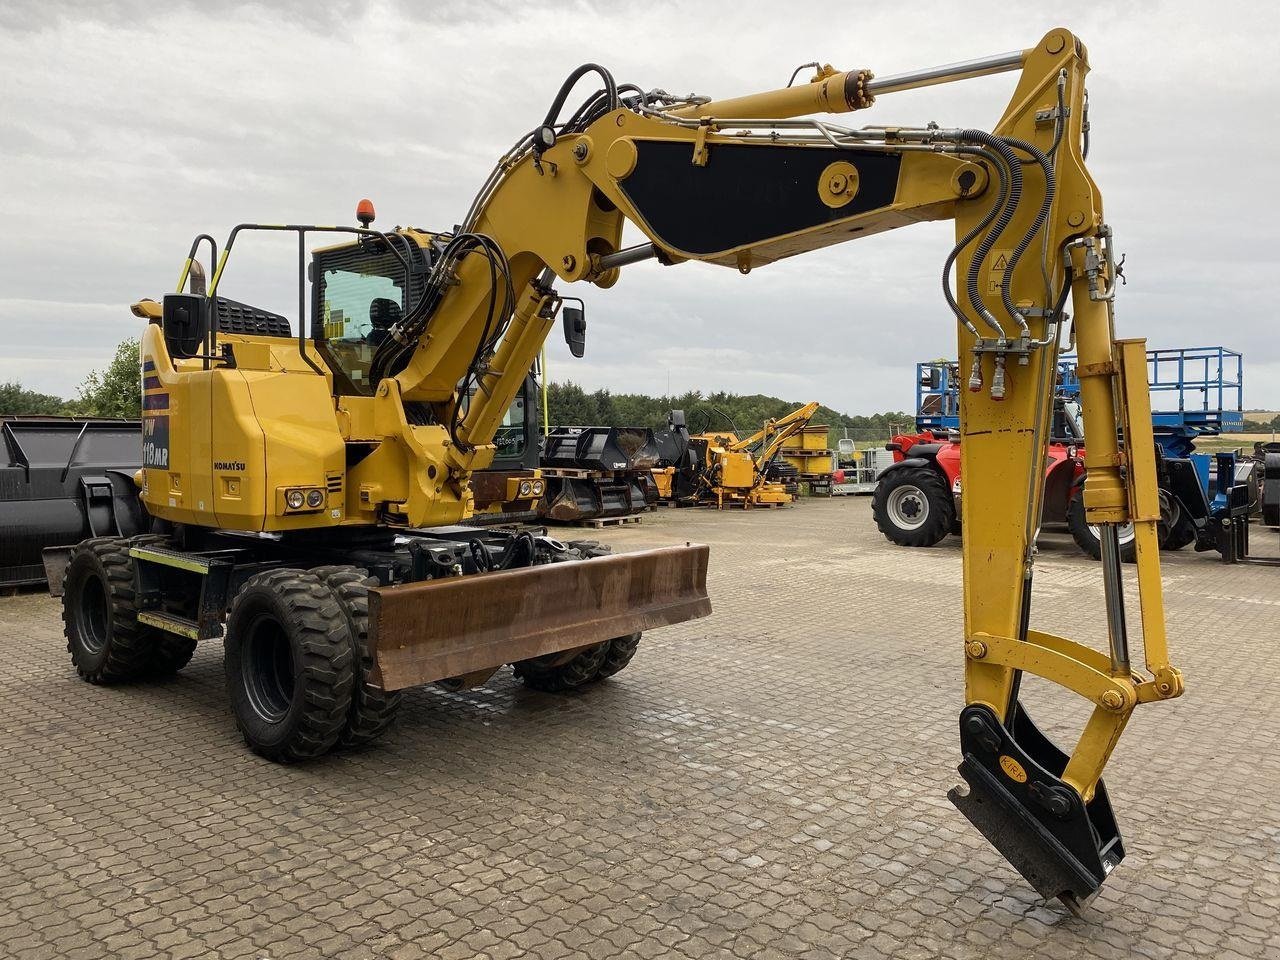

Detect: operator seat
[368, 298, 401, 345]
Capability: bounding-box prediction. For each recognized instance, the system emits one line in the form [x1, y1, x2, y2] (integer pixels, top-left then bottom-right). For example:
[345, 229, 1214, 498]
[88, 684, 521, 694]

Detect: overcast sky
[2, 1, 1277, 414]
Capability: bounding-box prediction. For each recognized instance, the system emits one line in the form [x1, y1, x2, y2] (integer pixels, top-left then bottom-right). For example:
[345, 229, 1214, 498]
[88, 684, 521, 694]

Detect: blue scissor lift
[919, 348, 1244, 456]
[916, 347, 1268, 562]
[1058, 346, 1243, 459]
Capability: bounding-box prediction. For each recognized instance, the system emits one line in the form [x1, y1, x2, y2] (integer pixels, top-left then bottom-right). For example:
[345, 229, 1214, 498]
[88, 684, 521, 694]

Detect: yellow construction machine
[51, 30, 1182, 908]
[672, 401, 820, 507]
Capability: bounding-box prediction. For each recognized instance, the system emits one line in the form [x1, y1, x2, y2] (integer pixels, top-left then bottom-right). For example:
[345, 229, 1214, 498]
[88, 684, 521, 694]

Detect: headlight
[518, 480, 533, 497]
[286, 489, 306, 510]
[306, 488, 325, 508]
[532, 480, 544, 496]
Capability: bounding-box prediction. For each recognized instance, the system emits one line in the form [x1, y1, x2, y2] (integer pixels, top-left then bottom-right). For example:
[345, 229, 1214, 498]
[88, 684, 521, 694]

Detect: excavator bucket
[948, 704, 1124, 912]
[540, 426, 661, 522]
[542, 475, 656, 522]
[541, 426, 660, 472]
[367, 543, 710, 691]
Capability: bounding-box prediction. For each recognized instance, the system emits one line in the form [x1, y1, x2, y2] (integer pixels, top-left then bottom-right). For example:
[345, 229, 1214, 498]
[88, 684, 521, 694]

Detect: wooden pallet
[556, 514, 646, 529]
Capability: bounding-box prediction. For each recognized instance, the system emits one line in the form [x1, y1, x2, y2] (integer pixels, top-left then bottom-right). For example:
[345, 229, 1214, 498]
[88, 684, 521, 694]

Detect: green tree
[542, 379, 911, 446]
[0, 381, 67, 416]
[75, 338, 141, 418]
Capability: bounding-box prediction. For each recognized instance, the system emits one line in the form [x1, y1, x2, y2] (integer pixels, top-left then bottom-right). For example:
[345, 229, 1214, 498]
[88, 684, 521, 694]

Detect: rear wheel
[514, 643, 610, 692]
[872, 467, 953, 547]
[151, 633, 199, 675]
[1067, 490, 1137, 562]
[310, 565, 402, 749]
[596, 633, 641, 679]
[224, 569, 354, 762]
[62, 538, 157, 683]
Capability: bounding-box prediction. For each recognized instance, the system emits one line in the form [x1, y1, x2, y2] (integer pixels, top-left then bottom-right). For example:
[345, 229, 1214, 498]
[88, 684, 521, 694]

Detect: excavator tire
[62, 537, 160, 684]
[223, 569, 354, 762]
[151, 632, 199, 676]
[310, 565, 403, 749]
[872, 466, 953, 547]
[1067, 491, 1137, 563]
[513, 642, 610, 692]
[596, 633, 641, 680]
[513, 540, 643, 690]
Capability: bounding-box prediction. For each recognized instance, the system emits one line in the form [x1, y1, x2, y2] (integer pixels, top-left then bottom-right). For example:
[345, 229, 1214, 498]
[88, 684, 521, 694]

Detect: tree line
[544, 381, 912, 444]
[1, 340, 141, 419]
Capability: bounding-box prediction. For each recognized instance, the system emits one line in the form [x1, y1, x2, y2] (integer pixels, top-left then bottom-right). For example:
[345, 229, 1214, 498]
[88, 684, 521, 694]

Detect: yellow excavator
[50, 29, 1182, 909]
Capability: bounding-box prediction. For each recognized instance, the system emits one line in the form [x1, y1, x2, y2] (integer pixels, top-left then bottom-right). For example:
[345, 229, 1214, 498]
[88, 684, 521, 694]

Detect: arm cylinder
[670, 69, 874, 119]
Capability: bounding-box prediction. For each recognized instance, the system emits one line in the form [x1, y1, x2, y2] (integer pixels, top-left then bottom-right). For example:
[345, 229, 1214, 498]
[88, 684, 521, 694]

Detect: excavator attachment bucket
[367, 543, 710, 691]
[948, 704, 1124, 912]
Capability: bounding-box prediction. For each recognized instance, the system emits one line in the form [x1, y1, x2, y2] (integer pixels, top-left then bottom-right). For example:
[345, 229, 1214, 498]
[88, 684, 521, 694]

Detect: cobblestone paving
[2, 498, 1278, 959]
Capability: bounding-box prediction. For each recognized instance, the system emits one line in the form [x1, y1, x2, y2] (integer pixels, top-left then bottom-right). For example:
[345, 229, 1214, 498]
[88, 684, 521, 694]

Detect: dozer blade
[368, 543, 711, 691]
[948, 704, 1124, 912]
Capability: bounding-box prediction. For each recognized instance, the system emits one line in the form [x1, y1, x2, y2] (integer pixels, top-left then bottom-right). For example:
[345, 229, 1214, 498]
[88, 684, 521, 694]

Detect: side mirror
[161, 293, 209, 359]
[562, 303, 586, 358]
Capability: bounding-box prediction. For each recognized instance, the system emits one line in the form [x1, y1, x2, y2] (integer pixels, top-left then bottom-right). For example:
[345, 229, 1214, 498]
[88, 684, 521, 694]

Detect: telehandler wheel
[62, 537, 159, 684]
[1157, 490, 1195, 550]
[310, 565, 403, 749]
[1066, 491, 1137, 563]
[223, 569, 354, 762]
[872, 467, 953, 547]
[513, 643, 610, 692]
[596, 633, 641, 680]
[1163, 518, 1197, 551]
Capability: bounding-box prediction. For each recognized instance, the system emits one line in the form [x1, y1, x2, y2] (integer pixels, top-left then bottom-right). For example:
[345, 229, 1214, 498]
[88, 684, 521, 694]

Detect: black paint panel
[618, 141, 902, 257]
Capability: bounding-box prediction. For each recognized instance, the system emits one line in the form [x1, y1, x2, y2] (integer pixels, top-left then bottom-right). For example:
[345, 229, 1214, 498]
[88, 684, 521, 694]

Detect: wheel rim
[886, 485, 929, 530]
[1087, 520, 1135, 547]
[242, 612, 295, 722]
[76, 574, 110, 654]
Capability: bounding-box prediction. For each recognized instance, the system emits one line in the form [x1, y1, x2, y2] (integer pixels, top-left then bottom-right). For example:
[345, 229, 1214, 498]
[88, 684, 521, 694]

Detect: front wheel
[223, 569, 354, 762]
[62, 538, 158, 683]
[310, 565, 403, 749]
[1067, 491, 1137, 562]
[872, 467, 954, 547]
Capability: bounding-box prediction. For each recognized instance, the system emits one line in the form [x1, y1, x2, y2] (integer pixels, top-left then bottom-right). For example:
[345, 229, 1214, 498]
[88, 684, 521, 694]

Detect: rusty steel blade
[368, 543, 711, 691]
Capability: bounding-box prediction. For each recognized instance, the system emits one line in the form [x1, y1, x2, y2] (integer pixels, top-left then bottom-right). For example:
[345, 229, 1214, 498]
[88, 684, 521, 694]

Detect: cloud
[1, 1, 1277, 414]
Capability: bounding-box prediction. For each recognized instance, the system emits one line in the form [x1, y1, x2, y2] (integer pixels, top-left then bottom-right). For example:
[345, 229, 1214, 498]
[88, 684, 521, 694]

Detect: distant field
[1193, 432, 1277, 454]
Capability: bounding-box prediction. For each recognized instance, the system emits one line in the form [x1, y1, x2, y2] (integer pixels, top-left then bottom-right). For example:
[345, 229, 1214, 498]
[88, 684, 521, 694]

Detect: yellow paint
[134, 28, 1179, 811]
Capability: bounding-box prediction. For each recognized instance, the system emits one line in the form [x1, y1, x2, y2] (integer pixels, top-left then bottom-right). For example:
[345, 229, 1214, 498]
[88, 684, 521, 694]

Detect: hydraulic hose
[941, 144, 1009, 339]
[540, 64, 619, 131]
[996, 136, 1056, 339]
[954, 130, 1024, 340]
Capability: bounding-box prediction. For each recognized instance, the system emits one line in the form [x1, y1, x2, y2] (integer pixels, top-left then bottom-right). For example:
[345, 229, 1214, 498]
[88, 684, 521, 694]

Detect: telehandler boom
[54, 28, 1181, 909]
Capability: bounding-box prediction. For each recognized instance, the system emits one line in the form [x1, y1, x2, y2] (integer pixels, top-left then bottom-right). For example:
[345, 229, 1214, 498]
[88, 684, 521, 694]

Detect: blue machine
[914, 360, 962, 432]
[915, 348, 1267, 562]
[919, 348, 1244, 453]
[1059, 346, 1243, 459]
